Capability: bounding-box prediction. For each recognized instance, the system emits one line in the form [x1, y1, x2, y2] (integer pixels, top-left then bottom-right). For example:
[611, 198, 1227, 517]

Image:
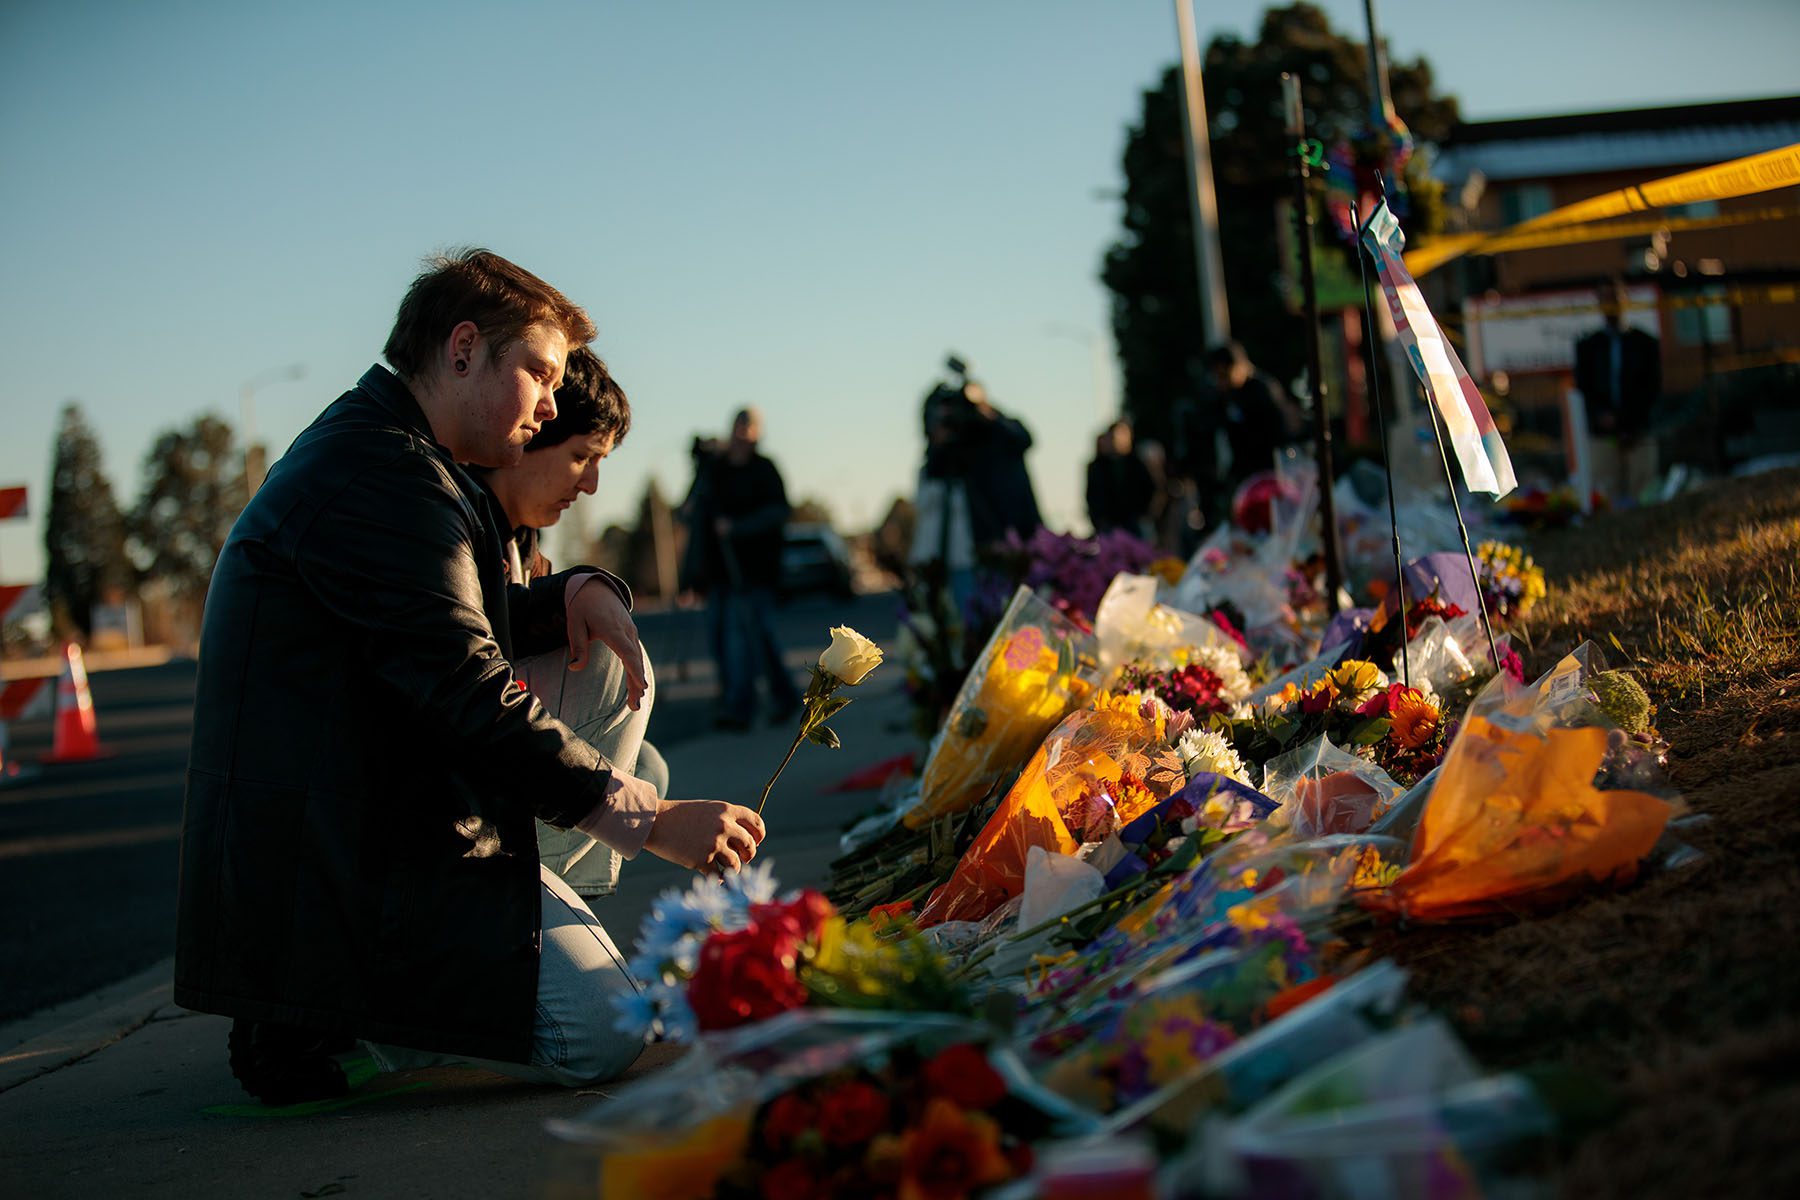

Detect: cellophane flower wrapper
[917, 704, 1179, 927]
[546, 1010, 1092, 1199]
[1095, 572, 1246, 677]
[1015, 833, 1399, 1049]
[1102, 959, 1413, 1140]
[904, 586, 1100, 830]
[1100, 774, 1279, 889]
[1373, 642, 1681, 922]
[1262, 735, 1406, 841]
[1221, 1018, 1555, 1200]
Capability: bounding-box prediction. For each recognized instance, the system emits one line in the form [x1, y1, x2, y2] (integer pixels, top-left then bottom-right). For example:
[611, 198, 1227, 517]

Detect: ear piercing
[454, 359, 467, 373]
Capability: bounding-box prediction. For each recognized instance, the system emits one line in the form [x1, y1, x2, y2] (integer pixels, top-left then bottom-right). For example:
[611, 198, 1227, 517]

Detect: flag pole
[1354, 185, 1409, 688]
[1283, 72, 1346, 615]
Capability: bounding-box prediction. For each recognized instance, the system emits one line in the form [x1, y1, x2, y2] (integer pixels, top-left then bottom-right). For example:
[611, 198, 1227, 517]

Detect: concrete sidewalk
[0, 675, 918, 1199]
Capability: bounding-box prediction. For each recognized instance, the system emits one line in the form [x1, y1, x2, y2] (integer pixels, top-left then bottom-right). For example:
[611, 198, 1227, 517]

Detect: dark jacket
[1086, 451, 1156, 534]
[1574, 326, 1661, 439]
[694, 450, 790, 591]
[175, 366, 623, 1063]
[962, 413, 1042, 545]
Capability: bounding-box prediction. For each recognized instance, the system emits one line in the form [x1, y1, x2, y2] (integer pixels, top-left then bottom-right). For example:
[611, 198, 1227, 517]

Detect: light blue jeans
[363, 647, 665, 1084]
[521, 650, 668, 899]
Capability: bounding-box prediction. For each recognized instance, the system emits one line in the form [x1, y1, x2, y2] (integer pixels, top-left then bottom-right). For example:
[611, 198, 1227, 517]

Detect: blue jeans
[518, 650, 668, 899]
[709, 587, 800, 718]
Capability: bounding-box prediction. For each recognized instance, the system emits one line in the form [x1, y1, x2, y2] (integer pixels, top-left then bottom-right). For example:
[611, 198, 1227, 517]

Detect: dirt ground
[1369, 469, 1800, 1197]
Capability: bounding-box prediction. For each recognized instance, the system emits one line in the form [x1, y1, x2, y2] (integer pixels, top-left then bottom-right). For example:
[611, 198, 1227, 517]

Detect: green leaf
[806, 725, 842, 749]
[816, 696, 854, 721]
[1350, 717, 1393, 746]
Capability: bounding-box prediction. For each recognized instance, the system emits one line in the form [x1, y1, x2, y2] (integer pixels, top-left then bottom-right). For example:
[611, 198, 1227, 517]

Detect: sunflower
[1389, 686, 1443, 750]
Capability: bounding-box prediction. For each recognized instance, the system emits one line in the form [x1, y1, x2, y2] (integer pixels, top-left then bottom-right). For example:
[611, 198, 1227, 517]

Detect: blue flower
[731, 859, 780, 906]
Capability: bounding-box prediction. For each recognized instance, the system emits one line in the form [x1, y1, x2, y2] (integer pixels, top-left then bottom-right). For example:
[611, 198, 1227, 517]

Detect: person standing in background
[1205, 341, 1302, 498]
[691, 407, 800, 731]
[1085, 419, 1156, 538]
[1574, 281, 1661, 505]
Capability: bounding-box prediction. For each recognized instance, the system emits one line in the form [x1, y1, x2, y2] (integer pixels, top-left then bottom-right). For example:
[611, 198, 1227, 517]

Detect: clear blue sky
[3, 0, 1796, 579]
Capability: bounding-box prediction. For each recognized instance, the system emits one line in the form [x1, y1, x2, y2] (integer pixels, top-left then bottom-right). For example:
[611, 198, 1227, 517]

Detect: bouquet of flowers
[917, 693, 1185, 927]
[619, 865, 966, 1043]
[904, 587, 1099, 830]
[1475, 540, 1547, 622]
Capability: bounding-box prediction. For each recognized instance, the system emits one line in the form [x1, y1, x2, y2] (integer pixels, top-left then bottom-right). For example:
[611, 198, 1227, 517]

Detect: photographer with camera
[909, 356, 1042, 607]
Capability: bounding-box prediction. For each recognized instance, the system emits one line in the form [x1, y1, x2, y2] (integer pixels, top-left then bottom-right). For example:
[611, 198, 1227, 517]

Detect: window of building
[1673, 286, 1731, 346]
[1501, 183, 1553, 225]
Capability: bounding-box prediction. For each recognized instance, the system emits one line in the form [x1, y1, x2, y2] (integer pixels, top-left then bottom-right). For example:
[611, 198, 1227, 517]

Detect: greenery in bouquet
[619, 865, 969, 1042]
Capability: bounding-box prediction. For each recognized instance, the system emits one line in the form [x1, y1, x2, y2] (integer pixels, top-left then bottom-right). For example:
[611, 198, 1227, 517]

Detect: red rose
[818, 1079, 892, 1147]
[751, 889, 837, 944]
[759, 1157, 824, 1200]
[923, 1043, 1007, 1110]
[761, 1091, 817, 1152]
[687, 923, 809, 1031]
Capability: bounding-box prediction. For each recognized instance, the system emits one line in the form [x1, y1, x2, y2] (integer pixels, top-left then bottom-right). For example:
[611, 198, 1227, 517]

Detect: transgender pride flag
[1362, 202, 1517, 498]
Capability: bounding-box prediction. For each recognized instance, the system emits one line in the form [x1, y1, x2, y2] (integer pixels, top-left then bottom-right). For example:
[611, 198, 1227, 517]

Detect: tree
[128, 414, 246, 605]
[43, 403, 131, 638]
[789, 496, 836, 528]
[1102, 2, 1458, 446]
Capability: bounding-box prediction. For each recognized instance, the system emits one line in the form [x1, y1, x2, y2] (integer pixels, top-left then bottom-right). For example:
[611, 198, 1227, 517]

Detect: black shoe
[227, 1019, 353, 1106]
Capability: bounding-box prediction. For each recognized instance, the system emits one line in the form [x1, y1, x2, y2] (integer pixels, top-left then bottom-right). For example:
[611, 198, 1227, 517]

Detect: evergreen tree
[1102, 2, 1457, 445]
[42, 403, 130, 637]
[128, 414, 245, 604]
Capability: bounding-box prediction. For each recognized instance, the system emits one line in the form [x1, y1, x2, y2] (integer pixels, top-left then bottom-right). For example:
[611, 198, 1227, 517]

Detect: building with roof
[1426, 96, 1800, 476]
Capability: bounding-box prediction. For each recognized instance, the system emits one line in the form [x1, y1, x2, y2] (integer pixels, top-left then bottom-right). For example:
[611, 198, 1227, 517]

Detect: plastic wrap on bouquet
[1221, 1020, 1554, 1200]
[1100, 774, 1278, 889]
[1262, 735, 1405, 840]
[1105, 960, 1411, 1138]
[904, 586, 1100, 830]
[1399, 616, 1480, 697]
[1095, 572, 1244, 677]
[1030, 933, 1318, 1117]
[1374, 644, 1679, 922]
[1017, 834, 1401, 1052]
[545, 1010, 1089, 1200]
[917, 704, 1179, 927]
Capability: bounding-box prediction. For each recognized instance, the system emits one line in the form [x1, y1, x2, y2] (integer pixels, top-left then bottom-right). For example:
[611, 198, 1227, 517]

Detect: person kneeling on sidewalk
[176, 250, 763, 1105]
[473, 344, 667, 902]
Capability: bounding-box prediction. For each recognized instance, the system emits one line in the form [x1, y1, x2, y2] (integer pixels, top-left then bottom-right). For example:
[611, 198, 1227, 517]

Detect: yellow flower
[1150, 556, 1187, 586]
[1325, 660, 1386, 707]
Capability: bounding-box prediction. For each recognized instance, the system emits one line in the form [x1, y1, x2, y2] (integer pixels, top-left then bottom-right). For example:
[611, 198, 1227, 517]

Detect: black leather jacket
[175, 366, 623, 1062]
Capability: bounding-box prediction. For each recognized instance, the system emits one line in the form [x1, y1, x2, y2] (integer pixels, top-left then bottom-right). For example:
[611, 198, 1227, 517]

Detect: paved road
[0, 590, 903, 1023]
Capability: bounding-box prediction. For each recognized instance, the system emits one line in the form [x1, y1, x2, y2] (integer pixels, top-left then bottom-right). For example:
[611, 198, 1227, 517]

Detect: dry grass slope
[1370, 468, 1800, 1198]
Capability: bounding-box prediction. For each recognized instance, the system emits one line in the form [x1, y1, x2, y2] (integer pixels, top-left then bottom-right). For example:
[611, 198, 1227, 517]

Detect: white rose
[819, 625, 883, 686]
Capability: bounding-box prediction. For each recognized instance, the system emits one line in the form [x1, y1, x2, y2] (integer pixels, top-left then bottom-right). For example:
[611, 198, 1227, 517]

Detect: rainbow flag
[1362, 202, 1516, 498]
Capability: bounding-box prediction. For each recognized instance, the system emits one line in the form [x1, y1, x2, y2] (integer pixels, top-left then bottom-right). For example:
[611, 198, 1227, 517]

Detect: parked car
[779, 523, 855, 600]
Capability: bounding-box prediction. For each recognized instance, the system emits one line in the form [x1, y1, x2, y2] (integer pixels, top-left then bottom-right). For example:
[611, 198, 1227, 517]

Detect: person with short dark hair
[177, 250, 764, 1105]
[475, 347, 665, 902]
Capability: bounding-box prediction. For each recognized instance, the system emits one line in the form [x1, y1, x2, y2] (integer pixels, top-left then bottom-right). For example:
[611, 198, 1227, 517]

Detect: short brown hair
[527, 346, 631, 452]
[383, 248, 597, 381]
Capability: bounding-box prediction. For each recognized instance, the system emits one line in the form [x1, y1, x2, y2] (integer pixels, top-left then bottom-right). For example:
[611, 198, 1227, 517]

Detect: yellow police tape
[1407, 141, 1800, 277]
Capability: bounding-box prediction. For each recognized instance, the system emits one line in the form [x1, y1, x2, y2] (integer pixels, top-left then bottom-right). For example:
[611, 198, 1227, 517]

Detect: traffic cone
[41, 642, 110, 763]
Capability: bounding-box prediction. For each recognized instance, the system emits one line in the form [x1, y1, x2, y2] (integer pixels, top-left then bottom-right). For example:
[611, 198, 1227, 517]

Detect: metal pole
[1283, 73, 1345, 614]
[1173, 0, 1230, 343]
[1361, 0, 1395, 125]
